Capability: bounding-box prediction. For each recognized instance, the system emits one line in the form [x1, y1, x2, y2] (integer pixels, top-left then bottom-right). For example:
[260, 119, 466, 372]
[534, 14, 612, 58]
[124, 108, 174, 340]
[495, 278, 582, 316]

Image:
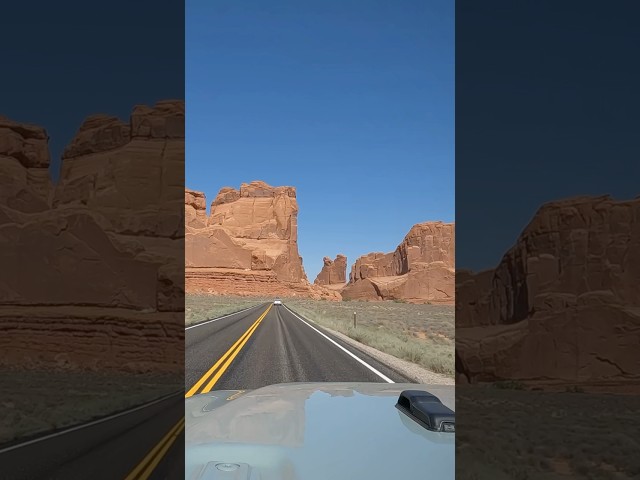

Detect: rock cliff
[185, 181, 339, 300]
[456, 195, 640, 384]
[314, 254, 347, 288]
[185, 188, 207, 228]
[342, 221, 455, 303]
[0, 101, 185, 374]
[0, 116, 52, 208]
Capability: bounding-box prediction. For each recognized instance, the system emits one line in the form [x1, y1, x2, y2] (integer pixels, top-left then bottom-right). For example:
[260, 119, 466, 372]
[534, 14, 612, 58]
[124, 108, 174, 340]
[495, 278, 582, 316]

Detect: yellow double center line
[124, 416, 184, 480]
[125, 304, 271, 478]
[185, 303, 272, 398]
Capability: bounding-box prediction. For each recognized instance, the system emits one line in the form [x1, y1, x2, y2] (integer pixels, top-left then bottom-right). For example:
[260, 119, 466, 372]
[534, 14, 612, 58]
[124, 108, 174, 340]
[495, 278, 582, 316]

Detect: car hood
[185, 382, 454, 480]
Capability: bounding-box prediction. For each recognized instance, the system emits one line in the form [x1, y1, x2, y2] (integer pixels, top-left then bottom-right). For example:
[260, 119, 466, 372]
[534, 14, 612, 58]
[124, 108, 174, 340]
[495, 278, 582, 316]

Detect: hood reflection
[187, 389, 311, 447]
[185, 383, 437, 448]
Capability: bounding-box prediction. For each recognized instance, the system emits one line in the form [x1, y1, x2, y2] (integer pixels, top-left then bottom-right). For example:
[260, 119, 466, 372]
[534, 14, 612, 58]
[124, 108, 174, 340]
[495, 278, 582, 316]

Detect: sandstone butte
[341, 221, 455, 304]
[0, 101, 184, 374]
[314, 254, 348, 292]
[456, 195, 640, 386]
[185, 181, 340, 300]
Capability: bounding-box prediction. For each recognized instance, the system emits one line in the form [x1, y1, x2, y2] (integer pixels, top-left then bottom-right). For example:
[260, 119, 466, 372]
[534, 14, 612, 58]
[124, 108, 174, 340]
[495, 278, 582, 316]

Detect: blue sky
[186, 0, 454, 280]
[0, 1, 183, 181]
[456, 1, 640, 271]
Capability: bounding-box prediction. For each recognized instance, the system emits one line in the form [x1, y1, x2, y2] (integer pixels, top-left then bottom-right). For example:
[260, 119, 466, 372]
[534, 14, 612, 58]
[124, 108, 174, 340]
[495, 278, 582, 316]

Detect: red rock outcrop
[342, 221, 455, 304]
[314, 254, 347, 288]
[185, 181, 340, 300]
[0, 101, 185, 374]
[456, 195, 640, 384]
[0, 116, 52, 209]
[185, 188, 207, 228]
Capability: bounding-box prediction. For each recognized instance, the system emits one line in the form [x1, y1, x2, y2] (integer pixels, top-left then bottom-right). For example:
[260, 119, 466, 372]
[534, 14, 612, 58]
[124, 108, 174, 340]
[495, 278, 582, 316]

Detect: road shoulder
[289, 308, 454, 386]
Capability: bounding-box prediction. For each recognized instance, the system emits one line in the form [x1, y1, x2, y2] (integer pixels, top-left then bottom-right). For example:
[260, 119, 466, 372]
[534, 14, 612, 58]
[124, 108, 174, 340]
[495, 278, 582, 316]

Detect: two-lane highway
[185, 302, 410, 396]
[0, 391, 184, 479]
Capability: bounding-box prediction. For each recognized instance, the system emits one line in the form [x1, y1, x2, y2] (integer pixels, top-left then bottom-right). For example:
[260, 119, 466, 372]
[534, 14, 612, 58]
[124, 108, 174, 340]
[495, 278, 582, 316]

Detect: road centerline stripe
[0, 391, 182, 454]
[284, 305, 395, 383]
[124, 417, 184, 480]
[185, 304, 272, 397]
[201, 311, 265, 393]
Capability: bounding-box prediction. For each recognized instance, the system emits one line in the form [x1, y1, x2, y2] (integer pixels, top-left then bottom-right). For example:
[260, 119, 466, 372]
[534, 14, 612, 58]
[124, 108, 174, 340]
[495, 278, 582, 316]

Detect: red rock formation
[0, 116, 52, 208]
[0, 101, 185, 374]
[185, 188, 207, 228]
[456, 195, 640, 384]
[185, 181, 340, 300]
[342, 221, 455, 304]
[314, 254, 347, 287]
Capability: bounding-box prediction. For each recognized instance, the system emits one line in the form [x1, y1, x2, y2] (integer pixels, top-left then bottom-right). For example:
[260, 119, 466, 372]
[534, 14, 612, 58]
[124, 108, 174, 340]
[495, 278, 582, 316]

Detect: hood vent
[396, 390, 455, 433]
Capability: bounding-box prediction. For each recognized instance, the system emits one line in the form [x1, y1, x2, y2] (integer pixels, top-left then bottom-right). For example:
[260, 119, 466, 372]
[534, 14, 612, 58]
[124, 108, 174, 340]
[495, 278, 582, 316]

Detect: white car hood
[185, 382, 455, 480]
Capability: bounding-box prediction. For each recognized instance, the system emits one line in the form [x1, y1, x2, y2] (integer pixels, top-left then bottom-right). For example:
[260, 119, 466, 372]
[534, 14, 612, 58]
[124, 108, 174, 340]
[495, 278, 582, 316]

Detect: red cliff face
[456, 195, 640, 384]
[0, 101, 185, 374]
[314, 254, 347, 286]
[0, 115, 52, 208]
[342, 221, 455, 304]
[185, 181, 340, 300]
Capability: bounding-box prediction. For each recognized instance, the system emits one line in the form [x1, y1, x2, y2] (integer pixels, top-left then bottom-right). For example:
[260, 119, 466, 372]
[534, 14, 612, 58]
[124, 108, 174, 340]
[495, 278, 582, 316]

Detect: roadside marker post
[353, 311, 357, 328]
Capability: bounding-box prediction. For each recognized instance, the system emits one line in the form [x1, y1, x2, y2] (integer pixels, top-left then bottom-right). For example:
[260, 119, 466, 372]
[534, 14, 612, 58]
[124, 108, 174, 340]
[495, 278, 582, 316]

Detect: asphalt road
[185, 302, 410, 396]
[0, 391, 184, 479]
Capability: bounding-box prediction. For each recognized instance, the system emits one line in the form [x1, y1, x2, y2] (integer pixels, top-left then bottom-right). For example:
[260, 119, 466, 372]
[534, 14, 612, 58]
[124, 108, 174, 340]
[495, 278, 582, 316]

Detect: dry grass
[0, 370, 180, 445]
[456, 386, 640, 479]
[185, 294, 271, 326]
[286, 298, 454, 376]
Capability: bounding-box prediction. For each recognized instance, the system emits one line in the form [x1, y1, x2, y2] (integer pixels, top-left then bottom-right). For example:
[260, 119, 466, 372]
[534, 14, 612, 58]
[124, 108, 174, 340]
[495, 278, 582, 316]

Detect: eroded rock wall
[0, 101, 185, 374]
[456, 195, 640, 384]
[185, 181, 339, 300]
[342, 221, 455, 303]
[314, 254, 347, 287]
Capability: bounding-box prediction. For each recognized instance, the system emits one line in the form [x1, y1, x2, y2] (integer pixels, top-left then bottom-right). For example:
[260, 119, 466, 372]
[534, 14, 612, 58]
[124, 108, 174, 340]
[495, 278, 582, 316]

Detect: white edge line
[284, 305, 395, 384]
[185, 303, 264, 330]
[0, 390, 182, 454]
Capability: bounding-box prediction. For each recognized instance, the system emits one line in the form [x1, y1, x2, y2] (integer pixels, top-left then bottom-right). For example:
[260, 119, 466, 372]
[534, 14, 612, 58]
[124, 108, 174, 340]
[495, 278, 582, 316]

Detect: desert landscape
[187, 294, 454, 377]
[456, 195, 640, 479]
[0, 101, 184, 444]
[186, 180, 454, 304]
[185, 180, 455, 383]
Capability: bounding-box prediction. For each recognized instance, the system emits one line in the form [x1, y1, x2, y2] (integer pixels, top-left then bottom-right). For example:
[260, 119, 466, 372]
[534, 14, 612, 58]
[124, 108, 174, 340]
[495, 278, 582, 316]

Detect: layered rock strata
[0, 101, 185, 374]
[185, 181, 339, 300]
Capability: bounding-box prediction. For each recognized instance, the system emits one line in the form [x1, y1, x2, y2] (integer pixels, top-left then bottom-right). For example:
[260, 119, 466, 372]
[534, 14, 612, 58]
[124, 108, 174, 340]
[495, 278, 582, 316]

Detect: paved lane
[185, 302, 410, 395]
[0, 392, 184, 480]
